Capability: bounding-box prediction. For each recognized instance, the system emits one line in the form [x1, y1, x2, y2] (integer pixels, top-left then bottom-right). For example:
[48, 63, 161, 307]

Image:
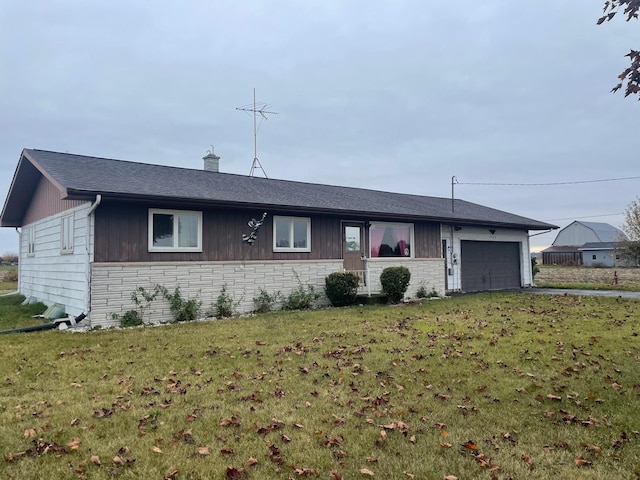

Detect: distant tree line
[1, 253, 18, 265]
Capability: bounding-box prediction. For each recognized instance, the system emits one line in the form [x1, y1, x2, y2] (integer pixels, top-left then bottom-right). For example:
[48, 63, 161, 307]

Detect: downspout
[14, 227, 21, 295]
[0, 312, 87, 335]
[84, 195, 101, 321]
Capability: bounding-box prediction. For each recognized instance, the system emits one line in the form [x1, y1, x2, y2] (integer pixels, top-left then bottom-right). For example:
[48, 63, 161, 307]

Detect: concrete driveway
[527, 288, 640, 299]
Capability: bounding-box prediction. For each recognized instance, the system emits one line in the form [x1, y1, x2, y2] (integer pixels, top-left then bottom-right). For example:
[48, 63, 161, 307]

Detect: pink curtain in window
[391, 227, 410, 257]
[370, 228, 385, 257]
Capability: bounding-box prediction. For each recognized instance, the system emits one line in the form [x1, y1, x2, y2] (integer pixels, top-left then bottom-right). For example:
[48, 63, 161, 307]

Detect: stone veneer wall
[361, 259, 445, 297]
[90, 260, 341, 327]
[90, 258, 445, 327]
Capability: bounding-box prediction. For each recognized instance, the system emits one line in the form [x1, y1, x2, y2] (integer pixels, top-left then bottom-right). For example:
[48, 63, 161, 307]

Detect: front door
[343, 222, 365, 282]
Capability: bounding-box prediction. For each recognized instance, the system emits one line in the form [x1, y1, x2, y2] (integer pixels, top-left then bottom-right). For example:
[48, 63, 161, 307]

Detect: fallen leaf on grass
[294, 467, 319, 475]
[359, 467, 375, 476]
[247, 457, 258, 466]
[67, 437, 81, 450]
[165, 468, 179, 480]
[575, 456, 593, 467]
[461, 440, 477, 451]
[521, 454, 533, 467]
[90, 455, 101, 466]
[152, 447, 163, 453]
[226, 466, 248, 479]
[24, 428, 37, 438]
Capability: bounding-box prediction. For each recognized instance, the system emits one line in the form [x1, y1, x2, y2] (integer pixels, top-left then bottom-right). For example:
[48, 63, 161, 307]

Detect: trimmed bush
[380, 266, 411, 303]
[325, 271, 360, 307]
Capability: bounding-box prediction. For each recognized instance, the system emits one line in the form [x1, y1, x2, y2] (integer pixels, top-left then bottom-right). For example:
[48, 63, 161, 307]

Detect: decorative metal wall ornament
[242, 212, 268, 245]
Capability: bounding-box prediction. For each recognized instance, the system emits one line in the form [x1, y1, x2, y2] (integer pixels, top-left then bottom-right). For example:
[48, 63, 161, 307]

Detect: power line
[543, 212, 624, 222]
[456, 175, 640, 186]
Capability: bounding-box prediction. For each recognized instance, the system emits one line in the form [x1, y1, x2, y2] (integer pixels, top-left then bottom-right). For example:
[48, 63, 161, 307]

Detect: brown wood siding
[23, 177, 85, 225]
[414, 221, 442, 258]
[94, 202, 343, 262]
[94, 201, 441, 262]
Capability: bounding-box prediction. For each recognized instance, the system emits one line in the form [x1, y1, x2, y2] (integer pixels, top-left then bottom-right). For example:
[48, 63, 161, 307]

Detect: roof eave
[63, 189, 556, 230]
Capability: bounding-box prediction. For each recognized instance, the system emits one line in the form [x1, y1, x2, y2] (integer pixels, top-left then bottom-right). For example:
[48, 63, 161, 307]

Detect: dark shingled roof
[1, 149, 557, 230]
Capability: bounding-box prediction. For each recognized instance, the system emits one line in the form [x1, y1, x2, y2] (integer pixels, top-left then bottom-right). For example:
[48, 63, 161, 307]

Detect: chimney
[203, 149, 220, 172]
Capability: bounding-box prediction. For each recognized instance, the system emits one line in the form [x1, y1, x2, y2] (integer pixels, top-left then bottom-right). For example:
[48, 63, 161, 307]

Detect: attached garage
[460, 240, 521, 292]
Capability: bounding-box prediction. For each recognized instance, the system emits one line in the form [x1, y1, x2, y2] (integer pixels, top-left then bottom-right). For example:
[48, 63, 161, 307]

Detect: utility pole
[451, 176, 457, 213]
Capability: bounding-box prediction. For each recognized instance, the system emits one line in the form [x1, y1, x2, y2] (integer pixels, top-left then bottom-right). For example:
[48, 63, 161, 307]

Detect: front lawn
[1, 293, 639, 479]
[0, 294, 47, 331]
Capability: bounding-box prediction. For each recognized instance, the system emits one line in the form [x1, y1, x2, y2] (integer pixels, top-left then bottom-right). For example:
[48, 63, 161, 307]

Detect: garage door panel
[461, 241, 521, 292]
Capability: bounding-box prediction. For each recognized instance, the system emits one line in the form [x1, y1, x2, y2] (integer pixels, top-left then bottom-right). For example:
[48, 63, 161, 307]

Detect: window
[592, 254, 597, 260]
[148, 209, 202, 252]
[273, 216, 311, 252]
[27, 227, 36, 256]
[61, 214, 74, 253]
[369, 222, 413, 258]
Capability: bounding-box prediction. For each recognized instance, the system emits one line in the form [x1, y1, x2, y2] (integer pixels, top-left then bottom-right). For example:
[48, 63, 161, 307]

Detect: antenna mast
[236, 88, 278, 177]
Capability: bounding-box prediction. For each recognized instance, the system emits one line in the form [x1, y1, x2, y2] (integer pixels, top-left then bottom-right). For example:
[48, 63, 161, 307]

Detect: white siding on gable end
[19, 202, 92, 317]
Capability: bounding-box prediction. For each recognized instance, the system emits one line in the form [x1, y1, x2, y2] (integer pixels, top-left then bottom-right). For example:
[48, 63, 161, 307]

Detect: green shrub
[325, 271, 360, 307]
[531, 257, 540, 278]
[253, 287, 281, 313]
[416, 283, 439, 299]
[118, 310, 144, 327]
[214, 284, 237, 318]
[160, 286, 201, 323]
[380, 266, 411, 303]
[283, 284, 319, 310]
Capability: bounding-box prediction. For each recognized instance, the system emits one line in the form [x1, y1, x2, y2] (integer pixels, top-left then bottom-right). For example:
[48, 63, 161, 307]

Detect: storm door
[343, 222, 365, 283]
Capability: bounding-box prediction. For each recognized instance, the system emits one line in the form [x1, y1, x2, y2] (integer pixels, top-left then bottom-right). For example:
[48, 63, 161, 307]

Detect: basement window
[61, 214, 74, 254]
[148, 209, 202, 252]
[273, 216, 311, 252]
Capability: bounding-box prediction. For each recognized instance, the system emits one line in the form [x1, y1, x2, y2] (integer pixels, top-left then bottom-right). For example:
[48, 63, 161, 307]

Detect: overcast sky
[1, 0, 638, 254]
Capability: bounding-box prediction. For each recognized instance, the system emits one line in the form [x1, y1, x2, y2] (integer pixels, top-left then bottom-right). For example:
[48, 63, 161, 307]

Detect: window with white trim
[148, 209, 202, 252]
[27, 227, 36, 256]
[369, 222, 414, 258]
[61, 214, 74, 253]
[273, 216, 311, 252]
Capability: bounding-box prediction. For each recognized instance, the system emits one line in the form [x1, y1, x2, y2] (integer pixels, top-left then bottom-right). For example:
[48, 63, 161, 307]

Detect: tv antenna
[236, 88, 278, 178]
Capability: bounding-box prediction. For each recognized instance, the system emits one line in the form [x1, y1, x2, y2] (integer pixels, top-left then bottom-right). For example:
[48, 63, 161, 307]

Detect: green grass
[0, 294, 48, 330]
[0, 264, 18, 294]
[1, 293, 639, 479]
[535, 281, 640, 292]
